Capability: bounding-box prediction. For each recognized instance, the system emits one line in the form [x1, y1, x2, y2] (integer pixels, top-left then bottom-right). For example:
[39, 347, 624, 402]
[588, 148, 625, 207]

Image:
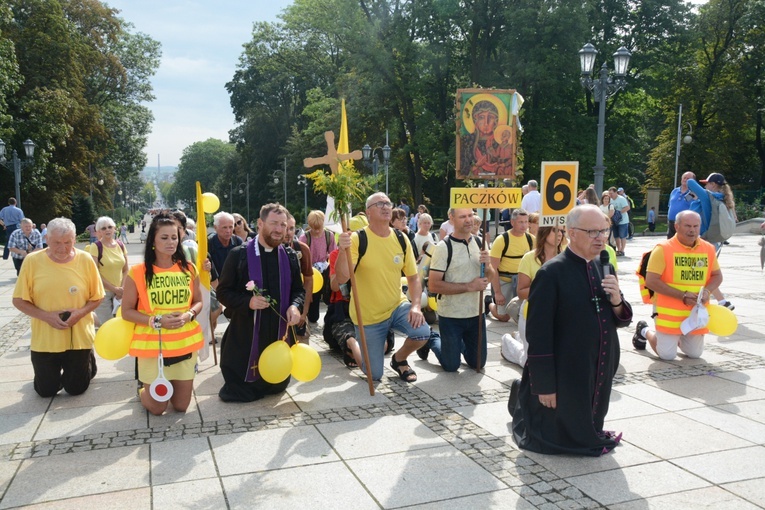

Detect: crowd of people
[4, 169, 747, 455]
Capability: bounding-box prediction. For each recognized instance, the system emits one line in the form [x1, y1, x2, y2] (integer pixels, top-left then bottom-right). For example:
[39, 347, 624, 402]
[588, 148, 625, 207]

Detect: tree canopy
[0, 0, 160, 223]
[211, 0, 763, 218]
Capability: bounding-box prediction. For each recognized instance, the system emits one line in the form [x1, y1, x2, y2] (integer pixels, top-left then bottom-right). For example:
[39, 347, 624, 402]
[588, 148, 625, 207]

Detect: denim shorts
[354, 301, 430, 380]
[615, 223, 629, 239]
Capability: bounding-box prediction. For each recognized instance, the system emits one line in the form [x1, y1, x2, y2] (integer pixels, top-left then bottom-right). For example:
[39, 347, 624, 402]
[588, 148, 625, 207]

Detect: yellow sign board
[450, 188, 523, 209]
[540, 161, 578, 226]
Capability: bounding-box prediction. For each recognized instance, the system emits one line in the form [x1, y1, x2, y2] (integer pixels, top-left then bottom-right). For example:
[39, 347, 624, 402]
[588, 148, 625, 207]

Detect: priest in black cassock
[217, 204, 304, 402]
[510, 204, 632, 456]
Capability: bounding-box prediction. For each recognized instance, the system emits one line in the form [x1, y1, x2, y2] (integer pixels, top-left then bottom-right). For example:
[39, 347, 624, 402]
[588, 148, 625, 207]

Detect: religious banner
[456, 88, 523, 180]
[540, 161, 579, 226]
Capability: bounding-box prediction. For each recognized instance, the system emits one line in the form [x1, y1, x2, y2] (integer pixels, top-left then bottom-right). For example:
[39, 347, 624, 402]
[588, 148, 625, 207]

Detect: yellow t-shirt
[13, 249, 105, 352]
[518, 251, 543, 281]
[349, 227, 417, 324]
[87, 242, 127, 287]
[490, 232, 536, 280]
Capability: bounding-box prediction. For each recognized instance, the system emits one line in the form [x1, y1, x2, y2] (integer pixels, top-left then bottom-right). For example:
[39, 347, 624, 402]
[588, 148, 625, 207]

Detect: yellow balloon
[94, 317, 134, 360]
[258, 341, 292, 383]
[115, 306, 122, 318]
[312, 267, 324, 294]
[202, 192, 220, 214]
[290, 343, 322, 382]
[427, 296, 438, 312]
[522, 300, 528, 319]
[706, 304, 738, 336]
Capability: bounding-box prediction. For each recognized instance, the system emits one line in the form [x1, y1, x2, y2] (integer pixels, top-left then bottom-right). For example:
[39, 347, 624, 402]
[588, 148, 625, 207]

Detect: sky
[106, 0, 294, 168]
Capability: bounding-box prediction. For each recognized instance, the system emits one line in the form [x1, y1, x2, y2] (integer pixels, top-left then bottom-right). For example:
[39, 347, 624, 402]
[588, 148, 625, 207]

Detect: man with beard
[510, 204, 633, 456]
[216, 204, 305, 402]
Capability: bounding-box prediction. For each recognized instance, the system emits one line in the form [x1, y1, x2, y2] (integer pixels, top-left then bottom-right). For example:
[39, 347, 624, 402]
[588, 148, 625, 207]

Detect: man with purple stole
[217, 204, 305, 402]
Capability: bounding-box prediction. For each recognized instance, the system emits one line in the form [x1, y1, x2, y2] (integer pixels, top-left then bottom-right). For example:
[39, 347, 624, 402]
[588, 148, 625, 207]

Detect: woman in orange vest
[121, 211, 204, 415]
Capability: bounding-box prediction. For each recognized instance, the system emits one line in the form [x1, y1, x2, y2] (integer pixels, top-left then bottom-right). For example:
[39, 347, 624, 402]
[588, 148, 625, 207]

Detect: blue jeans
[2, 224, 17, 259]
[354, 302, 430, 380]
[432, 315, 487, 372]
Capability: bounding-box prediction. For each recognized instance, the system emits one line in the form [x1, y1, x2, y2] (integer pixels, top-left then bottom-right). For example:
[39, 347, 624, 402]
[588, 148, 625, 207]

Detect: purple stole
[245, 237, 293, 382]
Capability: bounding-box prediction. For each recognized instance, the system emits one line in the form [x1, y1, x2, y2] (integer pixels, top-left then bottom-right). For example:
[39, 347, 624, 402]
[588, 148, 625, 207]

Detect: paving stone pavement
[0, 230, 764, 509]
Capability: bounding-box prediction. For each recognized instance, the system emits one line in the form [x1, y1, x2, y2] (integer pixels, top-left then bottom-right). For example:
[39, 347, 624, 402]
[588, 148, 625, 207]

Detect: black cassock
[511, 248, 632, 456]
[216, 244, 304, 402]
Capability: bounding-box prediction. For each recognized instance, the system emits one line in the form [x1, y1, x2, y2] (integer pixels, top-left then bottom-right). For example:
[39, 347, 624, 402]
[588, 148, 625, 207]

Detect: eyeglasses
[100, 226, 114, 230]
[571, 227, 609, 239]
[369, 201, 393, 209]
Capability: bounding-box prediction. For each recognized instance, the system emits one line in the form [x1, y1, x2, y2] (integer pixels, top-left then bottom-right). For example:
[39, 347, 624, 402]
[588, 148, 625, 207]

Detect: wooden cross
[303, 131, 362, 174]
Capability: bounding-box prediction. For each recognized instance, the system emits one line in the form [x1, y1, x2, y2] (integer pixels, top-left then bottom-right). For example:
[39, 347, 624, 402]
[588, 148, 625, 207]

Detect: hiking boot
[632, 320, 647, 350]
[722, 301, 735, 311]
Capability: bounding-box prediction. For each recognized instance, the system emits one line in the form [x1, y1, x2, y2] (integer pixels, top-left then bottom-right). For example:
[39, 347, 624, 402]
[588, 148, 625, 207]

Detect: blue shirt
[686, 179, 723, 235]
[667, 186, 692, 221]
[0, 205, 24, 227]
[648, 209, 655, 223]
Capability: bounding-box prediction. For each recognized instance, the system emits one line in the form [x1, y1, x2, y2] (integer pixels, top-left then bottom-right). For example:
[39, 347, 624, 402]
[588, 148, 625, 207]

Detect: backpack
[339, 228, 408, 298]
[500, 232, 533, 259]
[95, 240, 127, 266]
[305, 229, 332, 249]
[434, 235, 482, 299]
[355, 228, 407, 271]
[635, 249, 656, 304]
[703, 192, 735, 243]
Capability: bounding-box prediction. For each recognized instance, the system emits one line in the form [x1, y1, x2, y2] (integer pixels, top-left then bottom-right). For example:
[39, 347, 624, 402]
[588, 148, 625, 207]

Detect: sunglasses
[236, 220, 243, 225]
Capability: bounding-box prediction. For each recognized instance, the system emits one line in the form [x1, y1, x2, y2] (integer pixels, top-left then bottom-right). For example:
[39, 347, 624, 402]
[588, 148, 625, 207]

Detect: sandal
[390, 354, 417, 383]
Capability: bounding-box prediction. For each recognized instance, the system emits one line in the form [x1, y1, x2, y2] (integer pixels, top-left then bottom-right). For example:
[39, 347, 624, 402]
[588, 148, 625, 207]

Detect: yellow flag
[195, 182, 211, 289]
[338, 98, 353, 173]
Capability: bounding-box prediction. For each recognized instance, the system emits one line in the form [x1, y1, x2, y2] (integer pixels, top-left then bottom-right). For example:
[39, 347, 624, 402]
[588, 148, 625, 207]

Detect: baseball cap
[700, 173, 726, 185]
[617, 187, 624, 193]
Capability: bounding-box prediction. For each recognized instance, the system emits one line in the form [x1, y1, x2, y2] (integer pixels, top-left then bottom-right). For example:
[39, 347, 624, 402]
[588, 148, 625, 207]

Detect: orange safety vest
[129, 262, 203, 358]
[653, 237, 716, 335]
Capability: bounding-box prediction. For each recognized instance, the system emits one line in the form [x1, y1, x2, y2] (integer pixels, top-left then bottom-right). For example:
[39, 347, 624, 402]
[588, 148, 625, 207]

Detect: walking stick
[341, 215, 375, 395]
[476, 208, 488, 373]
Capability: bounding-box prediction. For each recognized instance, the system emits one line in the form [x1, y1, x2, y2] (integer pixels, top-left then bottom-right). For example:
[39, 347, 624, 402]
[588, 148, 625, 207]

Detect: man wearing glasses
[510, 204, 633, 456]
[334, 192, 430, 383]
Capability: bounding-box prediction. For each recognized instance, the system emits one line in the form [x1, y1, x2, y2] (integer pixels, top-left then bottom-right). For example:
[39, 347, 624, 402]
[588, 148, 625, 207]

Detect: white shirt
[521, 190, 541, 213]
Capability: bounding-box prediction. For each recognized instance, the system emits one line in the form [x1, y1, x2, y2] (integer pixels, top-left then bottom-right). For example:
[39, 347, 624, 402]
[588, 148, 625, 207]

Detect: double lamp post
[578, 43, 631, 195]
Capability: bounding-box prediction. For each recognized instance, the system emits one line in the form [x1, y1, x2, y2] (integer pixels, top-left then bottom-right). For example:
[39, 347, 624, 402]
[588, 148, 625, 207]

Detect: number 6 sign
[540, 161, 579, 226]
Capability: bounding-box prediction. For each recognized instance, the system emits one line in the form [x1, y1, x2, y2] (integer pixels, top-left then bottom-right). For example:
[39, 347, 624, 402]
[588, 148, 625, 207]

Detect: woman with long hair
[121, 211, 204, 415]
[87, 216, 128, 327]
[501, 225, 565, 366]
[687, 172, 737, 309]
[233, 213, 255, 240]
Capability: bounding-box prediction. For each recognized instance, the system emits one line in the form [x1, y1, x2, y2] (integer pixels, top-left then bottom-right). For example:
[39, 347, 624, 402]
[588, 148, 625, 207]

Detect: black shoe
[508, 379, 520, 415]
[484, 295, 493, 316]
[416, 342, 430, 361]
[722, 301, 735, 311]
[632, 320, 647, 350]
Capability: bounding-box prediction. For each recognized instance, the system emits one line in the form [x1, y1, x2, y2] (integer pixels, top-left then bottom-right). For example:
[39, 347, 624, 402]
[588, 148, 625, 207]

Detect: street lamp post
[89, 164, 104, 201]
[237, 174, 250, 222]
[673, 104, 693, 189]
[362, 131, 391, 196]
[578, 43, 631, 195]
[0, 138, 36, 208]
[272, 159, 287, 208]
[297, 174, 308, 224]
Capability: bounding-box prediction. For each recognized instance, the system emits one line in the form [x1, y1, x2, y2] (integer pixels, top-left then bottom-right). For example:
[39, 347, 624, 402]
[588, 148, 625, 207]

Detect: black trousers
[31, 349, 97, 397]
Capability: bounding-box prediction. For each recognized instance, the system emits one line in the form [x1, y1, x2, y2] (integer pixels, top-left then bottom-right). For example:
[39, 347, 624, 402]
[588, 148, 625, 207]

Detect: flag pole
[476, 185, 489, 373]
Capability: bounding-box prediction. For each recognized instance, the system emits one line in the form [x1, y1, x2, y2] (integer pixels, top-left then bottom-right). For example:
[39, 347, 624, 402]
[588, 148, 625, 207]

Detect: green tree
[172, 139, 237, 210]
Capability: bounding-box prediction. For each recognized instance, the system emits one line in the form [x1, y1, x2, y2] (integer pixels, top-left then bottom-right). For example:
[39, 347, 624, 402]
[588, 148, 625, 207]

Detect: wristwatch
[187, 309, 197, 322]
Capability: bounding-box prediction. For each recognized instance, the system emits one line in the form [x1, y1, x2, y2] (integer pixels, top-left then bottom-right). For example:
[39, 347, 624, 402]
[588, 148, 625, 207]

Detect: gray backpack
[703, 192, 735, 243]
